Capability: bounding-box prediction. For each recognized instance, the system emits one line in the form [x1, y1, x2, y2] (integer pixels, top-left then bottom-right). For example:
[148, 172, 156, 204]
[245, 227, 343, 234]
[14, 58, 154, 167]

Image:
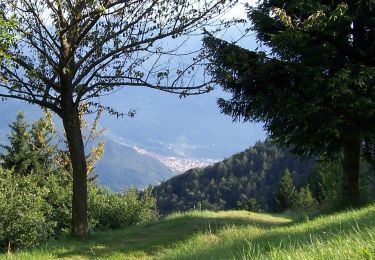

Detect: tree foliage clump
[0, 111, 61, 176]
[0, 168, 53, 252]
[0, 14, 16, 62]
[273, 169, 297, 211]
[1, 112, 34, 174]
[0, 167, 159, 252]
[203, 0, 375, 208]
[89, 186, 157, 230]
[274, 169, 318, 212]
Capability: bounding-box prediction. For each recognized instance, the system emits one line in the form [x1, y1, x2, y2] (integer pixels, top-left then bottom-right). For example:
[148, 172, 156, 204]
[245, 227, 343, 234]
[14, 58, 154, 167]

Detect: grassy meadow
[2, 205, 375, 259]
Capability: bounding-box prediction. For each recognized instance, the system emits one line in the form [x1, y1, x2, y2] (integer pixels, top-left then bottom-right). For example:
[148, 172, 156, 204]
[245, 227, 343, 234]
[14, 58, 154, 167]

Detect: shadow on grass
[168, 207, 375, 259]
[52, 212, 289, 259]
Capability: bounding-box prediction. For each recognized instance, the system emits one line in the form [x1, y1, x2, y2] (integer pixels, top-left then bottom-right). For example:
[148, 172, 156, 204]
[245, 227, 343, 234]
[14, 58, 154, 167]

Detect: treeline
[153, 140, 375, 215]
[0, 112, 157, 252]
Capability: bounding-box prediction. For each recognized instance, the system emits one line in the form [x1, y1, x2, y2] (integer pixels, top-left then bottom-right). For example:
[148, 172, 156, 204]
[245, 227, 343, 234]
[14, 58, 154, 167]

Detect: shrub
[294, 186, 318, 211]
[41, 173, 72, 236]
[0, 167, 158, 252]
[88, 185, 158, 230]
[0, 168, 53, 251]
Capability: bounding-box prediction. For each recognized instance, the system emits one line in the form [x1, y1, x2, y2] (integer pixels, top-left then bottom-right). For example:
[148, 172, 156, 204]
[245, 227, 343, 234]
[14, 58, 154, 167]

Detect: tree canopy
[0, 14, 16, 62]
[204, 0, 375, 207]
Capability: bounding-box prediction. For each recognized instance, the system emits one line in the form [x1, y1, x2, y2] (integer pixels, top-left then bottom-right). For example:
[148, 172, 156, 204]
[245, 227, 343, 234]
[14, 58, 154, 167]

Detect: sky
[95, 0, 265, 159]
[225, 0, 257, 19]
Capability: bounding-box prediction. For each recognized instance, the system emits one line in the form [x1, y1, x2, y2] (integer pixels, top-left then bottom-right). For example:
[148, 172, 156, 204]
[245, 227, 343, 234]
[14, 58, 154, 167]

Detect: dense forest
[153, 140, 316, 214]
[154, 139, 375, 215]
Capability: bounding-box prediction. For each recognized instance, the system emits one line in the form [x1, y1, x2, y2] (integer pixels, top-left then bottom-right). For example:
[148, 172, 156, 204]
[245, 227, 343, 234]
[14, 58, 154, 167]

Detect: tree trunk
[62, 102, 88, 238]
[341, 134, 360, 208]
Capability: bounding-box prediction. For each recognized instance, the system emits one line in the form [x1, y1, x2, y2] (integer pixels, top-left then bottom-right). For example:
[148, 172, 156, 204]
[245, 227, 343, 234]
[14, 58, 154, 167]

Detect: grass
[2, 205, 375, 259]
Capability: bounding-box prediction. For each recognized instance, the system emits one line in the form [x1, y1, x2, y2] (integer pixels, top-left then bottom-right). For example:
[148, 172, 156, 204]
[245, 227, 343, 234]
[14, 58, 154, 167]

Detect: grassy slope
[2, 205, 375, 260]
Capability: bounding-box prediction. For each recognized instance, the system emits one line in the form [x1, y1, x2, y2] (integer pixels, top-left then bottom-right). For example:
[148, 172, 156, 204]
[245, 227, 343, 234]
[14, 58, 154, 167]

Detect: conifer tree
[295, 185, 318, 211]
[274, 169, 297, 211]
[1, 112, 34, 175]
[204, 0, 375, 208]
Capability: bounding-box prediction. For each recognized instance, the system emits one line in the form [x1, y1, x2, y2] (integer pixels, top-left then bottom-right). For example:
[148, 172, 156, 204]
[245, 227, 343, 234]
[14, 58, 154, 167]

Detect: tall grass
[2, 204, 375, 259]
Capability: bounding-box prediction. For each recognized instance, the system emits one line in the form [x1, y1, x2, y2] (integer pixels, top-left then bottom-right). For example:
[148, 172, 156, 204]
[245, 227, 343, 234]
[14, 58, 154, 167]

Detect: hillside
[5, 204, 375, 259]
[95, 140, 177, 191]
[153, 140, 316, 214]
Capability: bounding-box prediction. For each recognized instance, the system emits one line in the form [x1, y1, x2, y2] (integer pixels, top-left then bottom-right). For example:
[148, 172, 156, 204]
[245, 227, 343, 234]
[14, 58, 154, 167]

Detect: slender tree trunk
[62, 100, 88, 238]
[341, 134, 360, 208]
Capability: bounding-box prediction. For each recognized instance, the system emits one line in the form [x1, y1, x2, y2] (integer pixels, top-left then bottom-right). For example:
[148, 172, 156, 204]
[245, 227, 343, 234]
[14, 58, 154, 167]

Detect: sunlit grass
[2, 205, 375, 259]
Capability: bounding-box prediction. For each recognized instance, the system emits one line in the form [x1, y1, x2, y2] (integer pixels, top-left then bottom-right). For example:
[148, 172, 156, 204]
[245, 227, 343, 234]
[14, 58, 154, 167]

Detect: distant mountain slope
[97, 87, 265, 159]
[95, 140, 177, 192]
[0, 90, 265, 191]
[153, 140, 316, 214]
[0, 88, 265, 160]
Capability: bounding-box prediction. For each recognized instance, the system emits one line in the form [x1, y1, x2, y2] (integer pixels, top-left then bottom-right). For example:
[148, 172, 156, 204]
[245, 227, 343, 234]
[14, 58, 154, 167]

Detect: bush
[294, 186, 318, 211]
[41, 173, 72, 236]
[0, 168, 54, 251]
[89, 185, 158, 230]
[0, 167, 158, 252]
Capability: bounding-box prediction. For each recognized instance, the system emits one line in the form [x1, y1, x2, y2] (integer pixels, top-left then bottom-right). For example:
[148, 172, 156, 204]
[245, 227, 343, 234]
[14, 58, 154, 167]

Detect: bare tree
[0, 0, 237, 237]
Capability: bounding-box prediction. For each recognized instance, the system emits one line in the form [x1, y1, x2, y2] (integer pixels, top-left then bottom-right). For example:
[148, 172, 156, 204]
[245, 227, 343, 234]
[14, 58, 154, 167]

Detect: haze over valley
[0, 87, 265, 190]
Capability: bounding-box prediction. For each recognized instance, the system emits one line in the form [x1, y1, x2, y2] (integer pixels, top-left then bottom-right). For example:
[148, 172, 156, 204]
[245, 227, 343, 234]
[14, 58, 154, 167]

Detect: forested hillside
[153, 140, 316, 214]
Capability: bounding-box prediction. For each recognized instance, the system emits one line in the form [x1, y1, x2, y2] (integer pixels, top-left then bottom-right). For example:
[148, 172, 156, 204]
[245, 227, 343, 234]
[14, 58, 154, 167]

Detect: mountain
[0, 88, 265, 160]
[152, 140, 316, 214]
[99, 87, 265, 159]
[94, 140, 177, 192]
[0, 89, 265, 189]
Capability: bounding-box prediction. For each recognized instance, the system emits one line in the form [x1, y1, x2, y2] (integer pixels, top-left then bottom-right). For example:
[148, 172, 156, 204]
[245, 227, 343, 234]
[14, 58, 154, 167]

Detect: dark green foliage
[294, 185, 318, 211]
[237, 197, 261, 212]
[0, 112, 34, 175]
[308, 158, 375, 210]
[274, 170, 318, 212]
[0, 111, 61, 176]
[308, 159, 342, 206]
[274, 170, 297, 211]
[153, 140, 316, 214]
[204, 1, 375, 156]
[203, 0, 375, 207]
